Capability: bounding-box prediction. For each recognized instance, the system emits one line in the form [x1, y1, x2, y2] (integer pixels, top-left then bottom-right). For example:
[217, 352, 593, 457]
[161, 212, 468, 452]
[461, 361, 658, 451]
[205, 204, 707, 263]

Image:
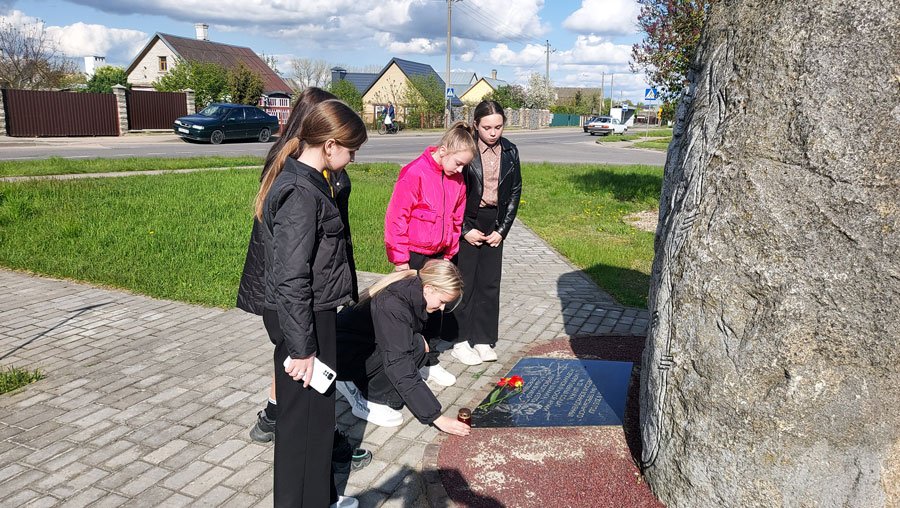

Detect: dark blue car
[173, 103, 280, 144]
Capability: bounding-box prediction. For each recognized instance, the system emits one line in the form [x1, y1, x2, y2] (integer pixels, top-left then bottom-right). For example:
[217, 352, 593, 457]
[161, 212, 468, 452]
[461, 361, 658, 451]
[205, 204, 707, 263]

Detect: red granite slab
[434, 335, 663, 507]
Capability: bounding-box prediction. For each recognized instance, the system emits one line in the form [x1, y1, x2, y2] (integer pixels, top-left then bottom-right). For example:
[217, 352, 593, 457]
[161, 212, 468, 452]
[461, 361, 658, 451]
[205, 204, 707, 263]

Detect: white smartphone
[283, 356, 337, 394]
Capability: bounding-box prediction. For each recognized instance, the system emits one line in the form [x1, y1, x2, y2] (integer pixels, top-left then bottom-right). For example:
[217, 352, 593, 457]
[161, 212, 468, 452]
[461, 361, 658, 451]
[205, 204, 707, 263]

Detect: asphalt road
[0, 127, 667, 166]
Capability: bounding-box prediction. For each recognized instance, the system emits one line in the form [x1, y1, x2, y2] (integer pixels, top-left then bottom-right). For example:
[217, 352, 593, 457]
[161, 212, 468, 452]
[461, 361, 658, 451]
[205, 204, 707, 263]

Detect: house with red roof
[125, 24, 294, 124]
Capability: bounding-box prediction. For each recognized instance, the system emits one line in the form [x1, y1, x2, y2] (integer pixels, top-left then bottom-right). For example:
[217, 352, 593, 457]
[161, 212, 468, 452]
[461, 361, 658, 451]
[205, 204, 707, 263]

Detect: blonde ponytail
[440, 121, 477, 157]
[355, 259, 463, 307]
[356, 269, 417, 306]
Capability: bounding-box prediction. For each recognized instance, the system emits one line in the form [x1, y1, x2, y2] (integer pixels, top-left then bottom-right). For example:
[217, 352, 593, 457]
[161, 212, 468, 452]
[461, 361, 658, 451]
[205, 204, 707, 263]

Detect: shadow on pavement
[0, 301, 113, 361]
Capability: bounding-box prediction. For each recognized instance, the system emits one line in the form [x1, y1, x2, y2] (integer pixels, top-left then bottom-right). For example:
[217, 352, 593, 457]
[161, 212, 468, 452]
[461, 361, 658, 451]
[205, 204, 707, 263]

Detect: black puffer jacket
[335, 277, 442, 425]
[461, 136, 522, 239]
[237, 168, 357, 315]
[260, 158, 353, 358]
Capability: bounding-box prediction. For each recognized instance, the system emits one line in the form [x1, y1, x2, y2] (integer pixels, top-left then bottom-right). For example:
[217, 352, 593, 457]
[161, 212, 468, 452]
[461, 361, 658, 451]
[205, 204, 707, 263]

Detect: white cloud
[48, 23, 148, 64]
[558, 35, 632, 66]
[0, 10, 147, 66]
[488, 43, 546, 67]
[64, 0, 546, 55]
[562, 0, 641, 36]
[375, 33, 443, 55]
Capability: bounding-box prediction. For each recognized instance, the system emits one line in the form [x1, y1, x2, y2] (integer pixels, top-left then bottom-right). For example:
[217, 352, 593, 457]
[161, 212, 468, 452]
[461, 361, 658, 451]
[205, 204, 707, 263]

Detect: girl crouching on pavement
[334, 259, 471, 437]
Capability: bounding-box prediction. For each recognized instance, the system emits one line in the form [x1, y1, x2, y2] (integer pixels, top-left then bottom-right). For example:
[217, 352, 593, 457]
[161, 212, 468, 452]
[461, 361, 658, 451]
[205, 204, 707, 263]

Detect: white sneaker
[474, 344, 498, 362]
[330, 496, 358, 508]
[335, 380, 403, 427]
[451, 342, 483, 366]
[420, 364, 456, 386]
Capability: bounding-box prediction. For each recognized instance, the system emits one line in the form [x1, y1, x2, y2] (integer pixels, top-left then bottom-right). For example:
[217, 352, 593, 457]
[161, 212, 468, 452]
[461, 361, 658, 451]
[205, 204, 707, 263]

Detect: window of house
[158, 56, 168, 72]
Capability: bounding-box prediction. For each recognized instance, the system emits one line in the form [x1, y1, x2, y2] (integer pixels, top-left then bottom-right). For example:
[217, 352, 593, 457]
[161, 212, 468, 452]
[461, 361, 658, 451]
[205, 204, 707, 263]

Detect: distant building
[554, 87, 605, 112]
[459, 70, 507, 105]
[124, 24, 294, 123]
[83, 56, 106, 77]
[360, 57, 461, 125]
[330, 67, 378, 95]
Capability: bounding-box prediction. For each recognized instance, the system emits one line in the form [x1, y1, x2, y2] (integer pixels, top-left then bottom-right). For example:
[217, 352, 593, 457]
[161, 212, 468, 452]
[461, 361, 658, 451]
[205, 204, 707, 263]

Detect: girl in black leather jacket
[450, 100, 523, 367]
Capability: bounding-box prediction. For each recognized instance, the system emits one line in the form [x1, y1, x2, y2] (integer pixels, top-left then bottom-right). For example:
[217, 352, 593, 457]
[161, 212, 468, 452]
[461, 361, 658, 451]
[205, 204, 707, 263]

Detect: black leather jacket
[237, 168, 357, 315]
[260, 158, 353, 358]
[461, 136, 522, 239]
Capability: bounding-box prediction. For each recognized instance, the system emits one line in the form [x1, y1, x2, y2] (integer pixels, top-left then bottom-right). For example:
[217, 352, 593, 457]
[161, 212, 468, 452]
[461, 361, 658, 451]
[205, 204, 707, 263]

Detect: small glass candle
[457, 408, 472, 425]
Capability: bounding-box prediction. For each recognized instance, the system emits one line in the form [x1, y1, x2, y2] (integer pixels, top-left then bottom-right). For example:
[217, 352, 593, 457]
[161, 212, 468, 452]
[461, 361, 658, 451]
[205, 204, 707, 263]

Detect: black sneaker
[332, 429, 353, 463]
[249, 410, 276, 443]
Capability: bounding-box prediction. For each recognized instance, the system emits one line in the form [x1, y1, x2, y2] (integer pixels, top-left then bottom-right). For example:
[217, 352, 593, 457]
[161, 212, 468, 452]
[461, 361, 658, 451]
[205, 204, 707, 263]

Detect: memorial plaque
[471, 357, 633, 428]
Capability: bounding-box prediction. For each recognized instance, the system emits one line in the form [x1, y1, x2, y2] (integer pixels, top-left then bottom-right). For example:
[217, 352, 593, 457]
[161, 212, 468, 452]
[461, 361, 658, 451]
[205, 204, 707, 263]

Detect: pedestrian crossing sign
[644, 88, 658, 101]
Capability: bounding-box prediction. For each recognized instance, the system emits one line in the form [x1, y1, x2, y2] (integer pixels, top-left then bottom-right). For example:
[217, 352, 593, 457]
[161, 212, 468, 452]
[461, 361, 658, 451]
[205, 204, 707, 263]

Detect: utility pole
[444, 0, 456, 128]
[599, 73, 604, 115]
[545, 40, 550, 84]
[609, 73, 615, 114]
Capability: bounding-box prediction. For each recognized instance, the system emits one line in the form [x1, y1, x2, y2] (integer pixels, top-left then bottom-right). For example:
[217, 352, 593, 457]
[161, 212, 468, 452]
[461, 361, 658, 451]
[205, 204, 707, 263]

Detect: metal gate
[2, 88, 119, 137]
[549, 113, 582, 127]
[127, 90, 187, 130]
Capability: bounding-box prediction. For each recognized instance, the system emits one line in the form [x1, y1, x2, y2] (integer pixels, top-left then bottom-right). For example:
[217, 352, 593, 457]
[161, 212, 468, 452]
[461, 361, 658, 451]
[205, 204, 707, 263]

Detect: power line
[454, 2, 546, 48]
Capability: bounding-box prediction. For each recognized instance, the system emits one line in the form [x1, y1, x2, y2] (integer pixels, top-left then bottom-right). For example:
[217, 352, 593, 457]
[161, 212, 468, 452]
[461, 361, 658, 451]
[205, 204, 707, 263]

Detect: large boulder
[640, 1, 900, 506]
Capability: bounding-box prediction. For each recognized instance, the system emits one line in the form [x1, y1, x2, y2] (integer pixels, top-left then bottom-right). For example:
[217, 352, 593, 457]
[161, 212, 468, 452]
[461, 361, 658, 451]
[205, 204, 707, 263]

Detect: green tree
[328, 79, 363, 112]
[85, 66, 129, 93]
[227, 62, 264, 105]
[406, 74, 444, 128]
[153, 59, 227, 108]
[630, 0, 710, 104]
[485, 84, 525, 109]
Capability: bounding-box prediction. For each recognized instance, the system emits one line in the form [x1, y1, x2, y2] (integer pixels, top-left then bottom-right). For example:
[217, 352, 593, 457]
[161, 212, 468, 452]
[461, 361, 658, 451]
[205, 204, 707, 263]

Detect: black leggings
[265, 308, 337, 507]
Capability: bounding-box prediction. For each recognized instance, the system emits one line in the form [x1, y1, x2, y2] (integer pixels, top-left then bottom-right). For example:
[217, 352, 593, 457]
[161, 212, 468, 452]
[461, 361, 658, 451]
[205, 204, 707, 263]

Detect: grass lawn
[0, 156, 264, 178]
[0, 367, 44, 395]
[517, 163, 659, 307]
[0, 162, 660, 308]
[593, 128, 673, 142]
[631, 135, 672, 151]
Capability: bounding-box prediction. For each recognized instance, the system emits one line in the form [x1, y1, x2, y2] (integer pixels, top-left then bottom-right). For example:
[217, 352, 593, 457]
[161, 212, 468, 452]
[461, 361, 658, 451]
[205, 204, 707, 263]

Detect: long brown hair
[261, 87, 337, 181]
[473, 100, 506, 126]
[356, 259, 463, 307]
[254, 99, 367, 220]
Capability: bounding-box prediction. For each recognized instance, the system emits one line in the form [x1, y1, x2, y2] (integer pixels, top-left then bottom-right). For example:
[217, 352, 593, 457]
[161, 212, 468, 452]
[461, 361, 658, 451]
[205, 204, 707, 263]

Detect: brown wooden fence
[2, 89, 119, 137]
[127, 90, 186, 130]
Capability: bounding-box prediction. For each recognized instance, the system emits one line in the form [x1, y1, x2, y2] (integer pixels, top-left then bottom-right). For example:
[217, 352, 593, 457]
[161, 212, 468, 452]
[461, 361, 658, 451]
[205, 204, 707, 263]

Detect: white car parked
[585, 116, 628, 136]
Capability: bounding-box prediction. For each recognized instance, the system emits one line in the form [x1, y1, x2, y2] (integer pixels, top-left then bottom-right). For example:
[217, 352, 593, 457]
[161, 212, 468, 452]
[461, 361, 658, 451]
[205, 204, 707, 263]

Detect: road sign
[644, 88, 658, 101]
[446, 87, 455, 98]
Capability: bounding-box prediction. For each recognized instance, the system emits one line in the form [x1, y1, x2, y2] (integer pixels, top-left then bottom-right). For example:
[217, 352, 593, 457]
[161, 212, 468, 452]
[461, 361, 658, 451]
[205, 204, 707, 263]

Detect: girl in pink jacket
[384, 122, 476, 388]
[385, 122, 476, 271]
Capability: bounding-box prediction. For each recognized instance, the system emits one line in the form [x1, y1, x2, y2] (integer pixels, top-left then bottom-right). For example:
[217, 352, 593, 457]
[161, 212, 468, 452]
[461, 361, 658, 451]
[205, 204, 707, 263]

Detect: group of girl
[236, 89, 522, 507]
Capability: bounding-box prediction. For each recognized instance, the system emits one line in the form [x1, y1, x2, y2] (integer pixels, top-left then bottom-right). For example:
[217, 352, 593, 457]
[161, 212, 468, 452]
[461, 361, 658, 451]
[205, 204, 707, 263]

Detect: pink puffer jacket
[385, 146, 466, 264]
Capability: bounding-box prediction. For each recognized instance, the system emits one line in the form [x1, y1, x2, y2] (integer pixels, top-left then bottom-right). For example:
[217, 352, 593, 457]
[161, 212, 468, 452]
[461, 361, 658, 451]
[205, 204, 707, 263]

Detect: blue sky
[2, 0, 652, 104]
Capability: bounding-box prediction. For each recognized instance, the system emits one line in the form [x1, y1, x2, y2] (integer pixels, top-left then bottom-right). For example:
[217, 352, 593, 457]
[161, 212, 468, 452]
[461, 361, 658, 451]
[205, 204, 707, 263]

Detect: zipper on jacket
[440, 172, 446, 248]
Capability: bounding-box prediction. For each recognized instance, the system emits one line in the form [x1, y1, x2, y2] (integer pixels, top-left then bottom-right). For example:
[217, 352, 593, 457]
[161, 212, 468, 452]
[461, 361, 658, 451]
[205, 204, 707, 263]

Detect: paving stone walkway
[0, 219, 648, 507]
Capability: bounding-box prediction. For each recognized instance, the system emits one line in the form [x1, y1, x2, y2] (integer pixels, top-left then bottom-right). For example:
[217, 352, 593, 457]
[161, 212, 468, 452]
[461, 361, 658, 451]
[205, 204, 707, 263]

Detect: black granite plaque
[471, 357, 632, 428]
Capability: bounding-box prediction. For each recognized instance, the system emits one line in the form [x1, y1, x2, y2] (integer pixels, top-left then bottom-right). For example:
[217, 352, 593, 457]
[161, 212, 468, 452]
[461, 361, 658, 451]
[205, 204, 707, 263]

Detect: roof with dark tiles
[127, 32, 293, 95]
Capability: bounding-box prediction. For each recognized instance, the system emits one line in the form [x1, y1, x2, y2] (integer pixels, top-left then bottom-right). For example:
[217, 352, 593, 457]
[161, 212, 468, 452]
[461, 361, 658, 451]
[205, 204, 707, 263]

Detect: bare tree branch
[0, 18, 78, 89]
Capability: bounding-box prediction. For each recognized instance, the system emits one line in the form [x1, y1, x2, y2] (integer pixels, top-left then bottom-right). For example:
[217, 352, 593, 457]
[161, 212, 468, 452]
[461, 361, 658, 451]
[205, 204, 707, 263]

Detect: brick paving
[0, 220, 648, 507]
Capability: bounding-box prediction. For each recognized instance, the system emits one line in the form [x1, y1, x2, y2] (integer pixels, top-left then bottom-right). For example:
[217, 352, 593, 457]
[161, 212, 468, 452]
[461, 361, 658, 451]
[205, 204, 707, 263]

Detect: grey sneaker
[249, 410, 276, 443]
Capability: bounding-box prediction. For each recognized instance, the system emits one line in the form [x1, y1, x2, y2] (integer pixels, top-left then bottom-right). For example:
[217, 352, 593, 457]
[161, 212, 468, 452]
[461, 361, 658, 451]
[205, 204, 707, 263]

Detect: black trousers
[265, 308, 337, 507]
[456, 207, 503, 346]
[408, 251, 446, 366]
[352, 333, 428, 409]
